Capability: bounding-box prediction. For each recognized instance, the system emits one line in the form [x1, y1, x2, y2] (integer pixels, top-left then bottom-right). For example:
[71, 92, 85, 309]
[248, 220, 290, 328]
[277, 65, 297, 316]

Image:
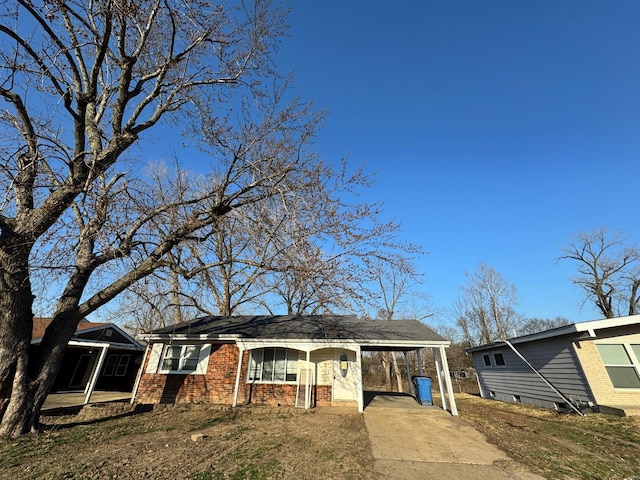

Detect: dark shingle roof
[149, 315, 447, 344]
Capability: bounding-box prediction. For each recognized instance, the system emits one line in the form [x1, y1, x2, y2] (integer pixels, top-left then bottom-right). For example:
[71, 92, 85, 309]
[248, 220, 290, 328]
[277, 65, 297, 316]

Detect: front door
[333, 349, 357, 401]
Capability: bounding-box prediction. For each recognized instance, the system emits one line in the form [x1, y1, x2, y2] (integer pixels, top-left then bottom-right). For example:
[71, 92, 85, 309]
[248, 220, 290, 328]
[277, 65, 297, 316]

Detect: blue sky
[271, 1, 640, 323]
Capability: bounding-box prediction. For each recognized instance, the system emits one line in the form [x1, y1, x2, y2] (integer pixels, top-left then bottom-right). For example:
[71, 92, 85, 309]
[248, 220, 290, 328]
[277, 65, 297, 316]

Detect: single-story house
[32, 318, 145, 404]
[132, 315, 459, 414]
[467, 315, 640, 416]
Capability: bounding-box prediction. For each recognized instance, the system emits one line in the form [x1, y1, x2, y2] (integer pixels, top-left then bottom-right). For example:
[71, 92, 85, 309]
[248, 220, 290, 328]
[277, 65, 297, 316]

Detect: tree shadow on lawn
[40, 403, 154, 431]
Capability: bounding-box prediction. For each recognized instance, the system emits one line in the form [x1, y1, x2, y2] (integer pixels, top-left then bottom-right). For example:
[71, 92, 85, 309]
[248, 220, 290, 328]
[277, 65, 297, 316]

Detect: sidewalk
[363, 392, 544, 480]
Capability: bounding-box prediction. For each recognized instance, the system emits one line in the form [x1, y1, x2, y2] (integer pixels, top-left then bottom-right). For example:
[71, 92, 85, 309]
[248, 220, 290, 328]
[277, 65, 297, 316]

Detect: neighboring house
[467, 315, 640, 416]
[32, 318, 145, 403]
[133, 315, 459, 414]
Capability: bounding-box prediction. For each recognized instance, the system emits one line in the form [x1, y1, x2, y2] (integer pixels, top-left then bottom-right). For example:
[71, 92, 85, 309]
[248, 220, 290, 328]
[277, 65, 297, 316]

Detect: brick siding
[135, 343, 334, 407]
[574, 336, 640, 409]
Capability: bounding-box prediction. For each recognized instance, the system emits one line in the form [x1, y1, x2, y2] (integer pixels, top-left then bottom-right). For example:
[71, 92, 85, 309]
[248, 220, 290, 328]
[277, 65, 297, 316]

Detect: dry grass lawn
[0, 394, 638, 479]
[455, 393, 640, 480]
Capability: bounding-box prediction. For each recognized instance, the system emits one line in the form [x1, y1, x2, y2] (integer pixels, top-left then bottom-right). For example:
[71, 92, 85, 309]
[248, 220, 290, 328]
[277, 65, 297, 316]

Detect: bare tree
[120, 160, 419, 324]
[371, 260, 429, 392]
[520, 317, 571, 335]
[559, 229, 640, 319]
[455, 263, 523, 346]
[0, 0, 321, 436]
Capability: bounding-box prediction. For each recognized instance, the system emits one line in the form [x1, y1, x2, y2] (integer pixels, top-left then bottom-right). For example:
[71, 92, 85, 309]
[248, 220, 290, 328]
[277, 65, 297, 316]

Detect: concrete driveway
[363, 392, 544, 480]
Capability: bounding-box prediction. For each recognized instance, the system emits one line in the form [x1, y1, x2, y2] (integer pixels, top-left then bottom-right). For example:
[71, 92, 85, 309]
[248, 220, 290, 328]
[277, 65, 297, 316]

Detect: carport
[359, 338, 458, 415]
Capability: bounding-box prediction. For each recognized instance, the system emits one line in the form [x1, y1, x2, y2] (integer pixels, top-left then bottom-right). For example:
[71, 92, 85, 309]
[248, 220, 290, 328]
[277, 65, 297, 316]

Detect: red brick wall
[135, 343, 333, 407]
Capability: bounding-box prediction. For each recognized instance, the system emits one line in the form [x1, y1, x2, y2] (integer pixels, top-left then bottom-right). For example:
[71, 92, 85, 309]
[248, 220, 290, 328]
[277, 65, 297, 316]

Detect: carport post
[439, 345, 458, 416]
[433, 347, 448, 411]
[356, 346, 364, 413]
[305, 350, 311, 409]
[232, 346, 245, 407]
[416, 349, 424, 376]
[84, 345, 109, 405]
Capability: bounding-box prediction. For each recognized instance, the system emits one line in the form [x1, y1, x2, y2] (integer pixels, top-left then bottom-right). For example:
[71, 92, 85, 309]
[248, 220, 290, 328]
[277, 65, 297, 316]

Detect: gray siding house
[467, 315, 640, 416]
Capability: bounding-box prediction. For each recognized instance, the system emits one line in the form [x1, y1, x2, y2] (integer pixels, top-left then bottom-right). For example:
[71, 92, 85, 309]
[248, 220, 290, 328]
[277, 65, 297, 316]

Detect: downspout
[502, 340, 584, 416]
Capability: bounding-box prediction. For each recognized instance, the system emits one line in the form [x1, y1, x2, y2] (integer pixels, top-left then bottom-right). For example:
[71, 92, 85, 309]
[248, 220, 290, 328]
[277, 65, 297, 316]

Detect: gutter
[501, 340, 585, 416]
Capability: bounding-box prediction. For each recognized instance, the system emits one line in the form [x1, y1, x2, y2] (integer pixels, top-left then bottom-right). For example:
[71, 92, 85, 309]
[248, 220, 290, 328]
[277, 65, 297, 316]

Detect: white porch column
[433, 347, 448, 411]
[130, 343, 151, 405]
[439, 345, 458, 415]
[305, 350, 311, 409]
[232, 346, 245, 407]
[84, 345, 109, 405]
[356, 346, 364, 413]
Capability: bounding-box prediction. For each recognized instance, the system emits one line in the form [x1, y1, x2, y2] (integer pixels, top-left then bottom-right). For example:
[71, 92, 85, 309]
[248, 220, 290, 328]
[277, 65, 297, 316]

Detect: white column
[439, 345, 458, 416]
[433, 347, 448, 411]
[305, 350, 311, 409]
[130, 343, 151, 405]
[232, 346, 245, 407]
[356, 346, 364, 413]
[84, 345, 109, 405]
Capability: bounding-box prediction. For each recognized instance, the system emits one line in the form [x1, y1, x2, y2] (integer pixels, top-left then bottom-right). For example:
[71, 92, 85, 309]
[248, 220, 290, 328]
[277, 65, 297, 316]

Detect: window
[115, 355, 130, 376]
[481, 351, 506, 368]
[160, 345, 202, 373]
[493, 352, 506, 367]
[248, 348, 298, 383]
[596, 343, 640, 389]
[102, 354, 131, 377]
[102, 354, 119, 376]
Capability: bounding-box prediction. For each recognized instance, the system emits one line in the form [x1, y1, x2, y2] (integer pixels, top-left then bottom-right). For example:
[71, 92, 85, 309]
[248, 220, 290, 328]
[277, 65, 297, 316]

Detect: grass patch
[456, 394, 640, 480]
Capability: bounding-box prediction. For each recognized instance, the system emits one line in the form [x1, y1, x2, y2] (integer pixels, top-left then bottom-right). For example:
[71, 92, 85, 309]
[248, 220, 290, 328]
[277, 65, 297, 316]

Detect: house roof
[31, 318, 143, 349]
[146, 315, 448, 349]
[32, 318, 111, 341]
[466, 314, 640, 353]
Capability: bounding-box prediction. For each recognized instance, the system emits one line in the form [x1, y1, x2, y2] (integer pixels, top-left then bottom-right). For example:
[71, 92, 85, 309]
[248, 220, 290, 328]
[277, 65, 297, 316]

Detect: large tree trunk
[0, 235, 37, 437]
[0, 245, 92, 437]
[0, 310, 84, 437]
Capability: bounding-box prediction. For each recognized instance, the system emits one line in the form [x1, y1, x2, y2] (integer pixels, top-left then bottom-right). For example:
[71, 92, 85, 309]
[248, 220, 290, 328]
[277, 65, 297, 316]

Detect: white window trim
[247, 348, 298, 384]
[596, 342, 640, 390]
[146, 343, 210, 375]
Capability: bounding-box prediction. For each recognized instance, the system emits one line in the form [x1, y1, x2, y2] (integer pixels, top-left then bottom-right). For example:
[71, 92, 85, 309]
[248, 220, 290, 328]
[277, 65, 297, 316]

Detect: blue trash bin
[413, 376, 433, 406]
